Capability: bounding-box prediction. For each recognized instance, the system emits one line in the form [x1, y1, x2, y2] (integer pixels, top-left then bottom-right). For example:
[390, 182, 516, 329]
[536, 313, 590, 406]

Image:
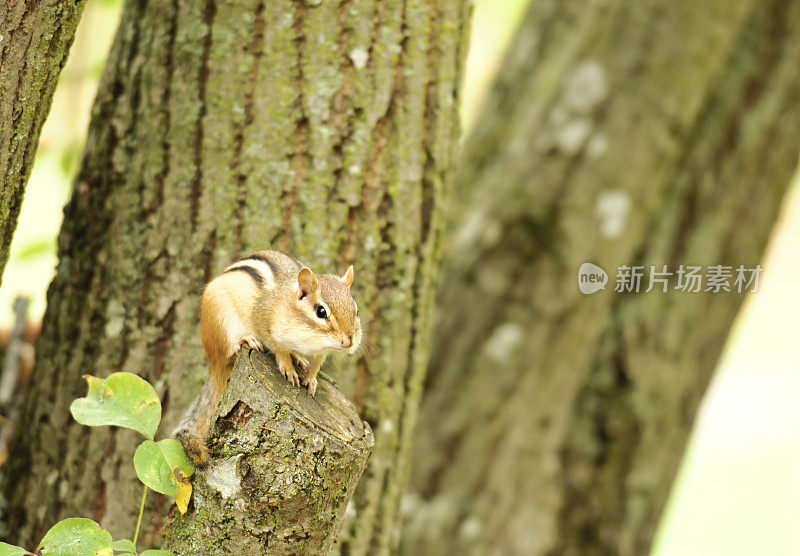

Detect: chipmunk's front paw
[239, 335, 264, 352]
[291, 353, 309, 372]
[302, 376, 318, 396]
[278, 360, 300, 387]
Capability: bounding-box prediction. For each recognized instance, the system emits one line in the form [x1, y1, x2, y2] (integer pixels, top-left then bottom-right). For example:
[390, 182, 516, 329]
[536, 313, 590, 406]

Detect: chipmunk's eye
[315, 305, 328, 319]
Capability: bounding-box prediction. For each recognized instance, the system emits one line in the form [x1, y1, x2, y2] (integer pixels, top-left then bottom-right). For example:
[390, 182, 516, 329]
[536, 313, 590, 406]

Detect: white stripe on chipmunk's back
[224, 258, 277, 289]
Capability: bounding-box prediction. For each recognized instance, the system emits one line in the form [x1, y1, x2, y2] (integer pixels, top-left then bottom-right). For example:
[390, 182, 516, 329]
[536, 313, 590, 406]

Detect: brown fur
[173, 250, 361, 465]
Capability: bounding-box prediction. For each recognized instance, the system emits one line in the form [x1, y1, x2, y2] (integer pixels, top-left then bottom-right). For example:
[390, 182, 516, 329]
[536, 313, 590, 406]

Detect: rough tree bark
[0, 1, 85, 285]
[163, 348, 374, 554]
[2, 0, 471, 552]
[403, 0, 800, 554]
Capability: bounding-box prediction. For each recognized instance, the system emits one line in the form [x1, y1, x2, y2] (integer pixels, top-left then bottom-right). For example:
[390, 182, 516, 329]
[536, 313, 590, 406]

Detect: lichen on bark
[0, 0, 86, 284]
[403, 0, 800, 554]
[2, 0, 472, 551]
[163, 348, 373, 555]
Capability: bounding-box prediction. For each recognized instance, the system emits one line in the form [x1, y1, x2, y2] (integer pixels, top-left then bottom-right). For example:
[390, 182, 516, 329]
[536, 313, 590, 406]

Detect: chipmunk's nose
[341, 337, 353, 348]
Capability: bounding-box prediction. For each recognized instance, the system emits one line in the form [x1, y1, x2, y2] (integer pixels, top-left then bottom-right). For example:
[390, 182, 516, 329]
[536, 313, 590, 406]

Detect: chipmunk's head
[283, 265, 362, 356]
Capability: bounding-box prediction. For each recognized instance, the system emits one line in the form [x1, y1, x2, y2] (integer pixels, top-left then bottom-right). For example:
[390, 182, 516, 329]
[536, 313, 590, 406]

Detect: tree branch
[164, 347, 373, 554]
[0, 1, 85, 284]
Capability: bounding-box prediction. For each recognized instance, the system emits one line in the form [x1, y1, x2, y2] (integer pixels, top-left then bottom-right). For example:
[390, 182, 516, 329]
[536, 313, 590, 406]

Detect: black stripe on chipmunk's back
[246, 254, 278, 275]
[224, 265, 265, 286]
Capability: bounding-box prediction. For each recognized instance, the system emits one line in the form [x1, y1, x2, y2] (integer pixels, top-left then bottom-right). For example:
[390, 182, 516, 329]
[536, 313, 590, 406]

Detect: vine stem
[133, 484, 148, 548]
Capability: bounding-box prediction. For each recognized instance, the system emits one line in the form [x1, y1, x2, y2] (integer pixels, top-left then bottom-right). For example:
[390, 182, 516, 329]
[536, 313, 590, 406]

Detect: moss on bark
[163, 348, 373, 554]
[2, 0, 472, 552]
[0, 0, 86, 284]
[403, 0, 800, 554]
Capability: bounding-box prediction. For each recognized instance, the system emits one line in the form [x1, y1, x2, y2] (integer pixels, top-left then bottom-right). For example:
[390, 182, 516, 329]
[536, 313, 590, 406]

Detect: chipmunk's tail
[173, 357, 233, 466]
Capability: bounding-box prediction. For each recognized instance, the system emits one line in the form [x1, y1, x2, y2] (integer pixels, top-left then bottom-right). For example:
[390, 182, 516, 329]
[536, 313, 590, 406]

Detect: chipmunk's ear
[342, 265, 354, 288]
[297, 267, 318, 299]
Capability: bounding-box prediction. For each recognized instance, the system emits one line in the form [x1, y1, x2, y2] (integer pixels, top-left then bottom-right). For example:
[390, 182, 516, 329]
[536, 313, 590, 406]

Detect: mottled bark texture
[2, 0, 471, 552]
[404, 0, 800, 554]
[0, 1, 85, 285]
[163, 348, 373, 554]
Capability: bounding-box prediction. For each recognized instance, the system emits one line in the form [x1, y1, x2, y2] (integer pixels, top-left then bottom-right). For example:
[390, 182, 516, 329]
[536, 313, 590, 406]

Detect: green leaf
[70, 372, 161, 439]
[140, 551, 174, 556]
[134, 439, 194, 495]
[110, 539, 136, 553]
[0, 542, 29, 556]
[15, 238, 53, 262]
[38, 518, 113, 556]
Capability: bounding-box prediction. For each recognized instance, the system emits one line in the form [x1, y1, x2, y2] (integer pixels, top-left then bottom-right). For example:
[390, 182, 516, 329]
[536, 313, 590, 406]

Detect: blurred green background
[1, 1, 798, 554]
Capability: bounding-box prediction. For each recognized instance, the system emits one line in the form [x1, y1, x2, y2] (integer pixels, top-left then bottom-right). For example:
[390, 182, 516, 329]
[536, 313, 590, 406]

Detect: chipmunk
[174, 250, 362, 465]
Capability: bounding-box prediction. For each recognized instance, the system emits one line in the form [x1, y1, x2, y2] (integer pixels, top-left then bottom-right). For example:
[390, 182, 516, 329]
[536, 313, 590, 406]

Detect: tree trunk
[2, 0, 471, 552]
[163, 348, 373, 554]
[403, 0, 800, 554]
[0, 0, 85, 285]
